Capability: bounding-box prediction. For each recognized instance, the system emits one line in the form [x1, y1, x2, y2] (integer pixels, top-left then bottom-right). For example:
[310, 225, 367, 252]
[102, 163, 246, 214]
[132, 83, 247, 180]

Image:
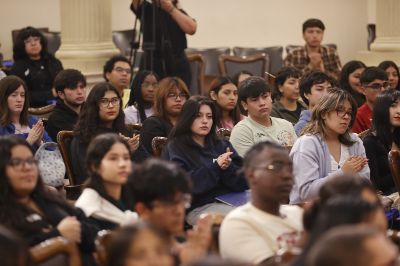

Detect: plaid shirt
[284, 45, 341, 79]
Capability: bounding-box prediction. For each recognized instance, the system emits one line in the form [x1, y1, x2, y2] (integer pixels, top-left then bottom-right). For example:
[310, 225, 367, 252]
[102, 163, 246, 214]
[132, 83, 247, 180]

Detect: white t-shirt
[124, 105, 154, 124]
[230, 116, 297, 157]
[219, 203, 303, 264]
[329, 144, 350, 173]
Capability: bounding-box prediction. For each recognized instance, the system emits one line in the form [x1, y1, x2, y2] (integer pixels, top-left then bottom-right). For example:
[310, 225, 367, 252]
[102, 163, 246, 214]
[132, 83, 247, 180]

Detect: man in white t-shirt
[230, 76, 297, 157]
[219, 141, 303, 265]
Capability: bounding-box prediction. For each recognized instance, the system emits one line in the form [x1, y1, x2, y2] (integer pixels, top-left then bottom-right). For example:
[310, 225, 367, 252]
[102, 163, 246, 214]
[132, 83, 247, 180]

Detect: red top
[352, 103, 372, 134]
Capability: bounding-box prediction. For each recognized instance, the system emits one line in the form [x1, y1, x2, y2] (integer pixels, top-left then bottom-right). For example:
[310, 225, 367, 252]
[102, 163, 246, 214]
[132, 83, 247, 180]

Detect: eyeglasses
[167, 92, 187, 100]
[7, 157, 37, 170]
[113, 67, 131, 74]
[150, 194, 192, 210]
[142, 82, 159, 89]
[364, 82, 390, 90]
[254, 161, 293, 173]
[98, 97, 121, 107]
[24, 37, 40, 45]
[335, 108, 353, 118]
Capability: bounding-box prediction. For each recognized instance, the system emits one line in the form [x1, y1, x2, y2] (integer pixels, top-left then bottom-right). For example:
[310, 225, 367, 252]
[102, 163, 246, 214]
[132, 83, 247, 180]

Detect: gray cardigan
[289, 133, 370, 204]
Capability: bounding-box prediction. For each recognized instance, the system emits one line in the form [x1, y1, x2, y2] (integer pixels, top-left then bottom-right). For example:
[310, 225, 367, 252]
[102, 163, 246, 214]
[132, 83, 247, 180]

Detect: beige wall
[1, 0, 369, 65]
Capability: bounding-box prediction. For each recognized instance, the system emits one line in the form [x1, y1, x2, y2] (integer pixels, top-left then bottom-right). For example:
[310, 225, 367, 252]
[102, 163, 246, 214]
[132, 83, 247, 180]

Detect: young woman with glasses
[11, 26, 63, 108]
[124, 70, 159, 124]
[75, 133, 138, 230]
[71, 82, 140, 184]
[162, 96, 248, 225]
[0, 76, 52, 148]
[139, 76, 190, 157]
[0, 136, 98, 264]
[290, 89, 370, 204]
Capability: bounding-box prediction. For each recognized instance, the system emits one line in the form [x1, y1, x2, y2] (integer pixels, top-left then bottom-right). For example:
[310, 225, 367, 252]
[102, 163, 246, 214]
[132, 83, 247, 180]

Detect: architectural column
[357, 0, 400, 65]
[56, 0, 119, 86]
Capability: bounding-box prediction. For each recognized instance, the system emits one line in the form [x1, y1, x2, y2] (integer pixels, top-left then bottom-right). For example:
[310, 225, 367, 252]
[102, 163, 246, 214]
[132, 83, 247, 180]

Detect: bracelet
[168, 6, 175, 13]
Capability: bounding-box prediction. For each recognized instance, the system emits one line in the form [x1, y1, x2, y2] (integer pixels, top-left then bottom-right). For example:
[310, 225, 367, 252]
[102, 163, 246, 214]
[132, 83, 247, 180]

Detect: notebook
[215, 190, 251, 207]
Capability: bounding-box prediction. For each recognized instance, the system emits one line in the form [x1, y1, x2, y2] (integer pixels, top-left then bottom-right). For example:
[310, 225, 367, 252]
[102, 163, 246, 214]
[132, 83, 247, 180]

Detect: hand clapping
[217, 147, 233, 170]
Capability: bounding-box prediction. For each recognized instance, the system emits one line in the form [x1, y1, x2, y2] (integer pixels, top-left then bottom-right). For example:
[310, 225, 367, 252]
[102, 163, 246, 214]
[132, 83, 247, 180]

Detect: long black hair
[339, 60, 366, 107]
[209, 76, 241, 128]
[13, 26, 49, 61]
[378, 60, 400, 91]
[371, 90, 400, 149]
[74, 82, 127, 145]
[0, 136, 72, 235]
[127, 70, 158, 122]
[85, 133, 134, 209]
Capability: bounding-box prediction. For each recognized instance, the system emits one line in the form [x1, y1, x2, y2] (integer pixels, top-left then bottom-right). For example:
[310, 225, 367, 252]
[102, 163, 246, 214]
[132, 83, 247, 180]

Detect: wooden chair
[28, 104, 56, 119]
[94, 230, 113, 266]
[233, 46, 282, 75]
[219, 53, 269, 80]
[126, 123, 142, 135]
[358, 129, 371, 140]
[216, 128, 231, 140]
[30, 237, 81, 266]
[187, 53, 206, 95]
[57, 130, 82, 200]
[151, 136, 168, 157]
[388, 150, 400, 194]
[186, 47, 231, 92]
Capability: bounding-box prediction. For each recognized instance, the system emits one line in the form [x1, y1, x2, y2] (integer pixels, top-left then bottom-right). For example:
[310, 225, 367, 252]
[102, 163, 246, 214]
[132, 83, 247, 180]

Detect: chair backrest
[126, 123, 142, 135]
[151, 136, 168, 157]
[285, 44, 337, 54]
[217, 128, 231, 140]
[358, 129, 371, 140]
[187, 53, 206, 95]
[367, 24, 376, 50]
[388, 150, 400, 194]
[28, 104, 56, 119]
[30, 237, 81, 266]
[219, 53, 269, 79]
[233, 46, 282, 74]
[42, 32, 61, 56]
[56, 131, 75, 185]
[95, 230, 113, 266]
[112, 29, 136, 57]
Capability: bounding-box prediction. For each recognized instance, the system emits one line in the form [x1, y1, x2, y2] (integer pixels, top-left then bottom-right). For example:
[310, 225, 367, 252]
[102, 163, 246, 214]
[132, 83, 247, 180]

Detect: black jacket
[46, 100, 80, 141]
[11, 54, 63, 107]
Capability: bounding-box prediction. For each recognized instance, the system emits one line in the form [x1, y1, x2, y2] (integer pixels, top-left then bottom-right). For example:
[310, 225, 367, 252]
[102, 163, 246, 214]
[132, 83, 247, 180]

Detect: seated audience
[71, 82, 140, 184]
[232, 70, 253, 87]
[294, 70, 333, 136]
[209, 76, 242, 130]
[106, 223, 174, 266]
[378, 60, 400, 91]
[0, 76, 51, 148]
[363, 90, 400, 195]
[219, 141, 303, 264]
[129, 158, 212, 265]
[139, 77, 189, 156]
[124, 70, 159, 124]
[230, 76, 297, 157]
[352, 67, 389, 134]
[0, 136, 97, 265]
[11, 26, 63, 107]
[306, 226, 397, 266]
[271, 67, 306, 124]
[162, 96, 248, 225]
[75, 133, 138, 230]
[339, 60, 367, 107]
[46, 69, 86, 141]
[284, 18, 341, 79]
[294, 196, 387, 266]
[0, 225, 30, 266]
[103, 55, 132, 105]
[290, 89, 370, 204]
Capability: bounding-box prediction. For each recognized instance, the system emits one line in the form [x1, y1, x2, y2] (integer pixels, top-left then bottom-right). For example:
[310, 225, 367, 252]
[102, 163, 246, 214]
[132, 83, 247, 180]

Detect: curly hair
[13, 26, 48, 61]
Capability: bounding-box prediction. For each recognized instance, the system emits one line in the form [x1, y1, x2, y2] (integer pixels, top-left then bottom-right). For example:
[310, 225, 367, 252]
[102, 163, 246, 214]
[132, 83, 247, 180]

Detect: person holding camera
[130, 0, 197, 87]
